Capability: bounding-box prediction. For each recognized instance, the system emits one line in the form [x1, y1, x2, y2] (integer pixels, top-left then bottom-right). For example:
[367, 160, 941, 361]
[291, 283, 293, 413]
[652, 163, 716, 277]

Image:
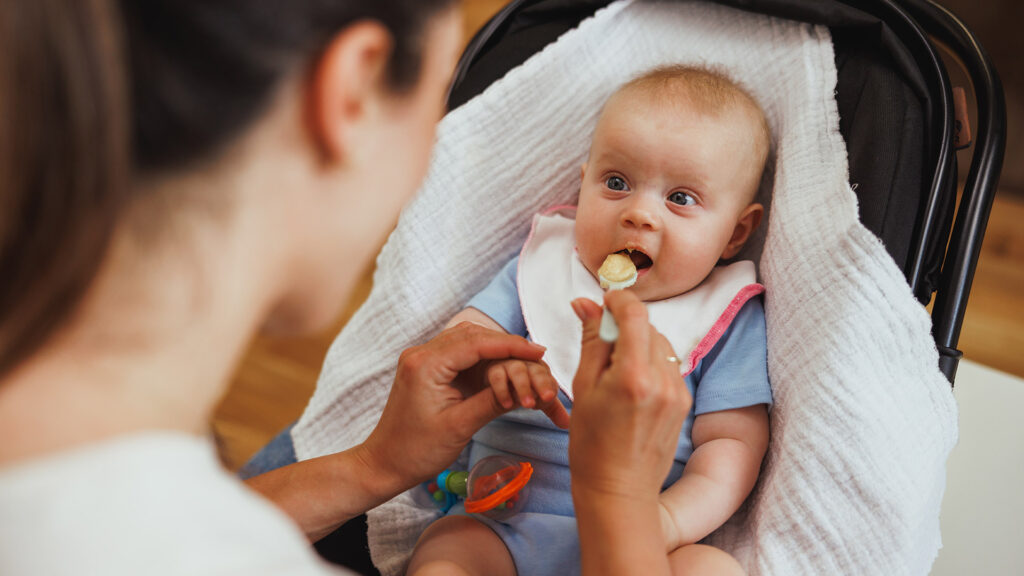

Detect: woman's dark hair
[0, 0, 456, 377]
[120, 0, 458, 174]
[0, 0, 129, 377]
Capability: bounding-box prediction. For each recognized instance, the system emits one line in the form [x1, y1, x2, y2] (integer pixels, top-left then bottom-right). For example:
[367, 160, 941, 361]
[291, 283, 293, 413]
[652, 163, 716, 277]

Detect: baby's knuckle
[507, 361, 527, 377]
[487, 369, 505, 388]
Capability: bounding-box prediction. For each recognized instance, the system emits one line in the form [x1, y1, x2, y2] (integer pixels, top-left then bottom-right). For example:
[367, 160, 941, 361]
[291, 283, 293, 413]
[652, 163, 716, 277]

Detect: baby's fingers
[538, 393, 570, 430]
[505, 361, 537, 408]
[527, 362, 558, 404]
[486, 363, 515, 409]
[526, 363, 569, 429]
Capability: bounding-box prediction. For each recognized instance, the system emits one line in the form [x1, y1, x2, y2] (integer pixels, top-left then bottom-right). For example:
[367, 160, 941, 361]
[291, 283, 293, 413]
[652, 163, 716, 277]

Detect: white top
[0, 432, 348, 575]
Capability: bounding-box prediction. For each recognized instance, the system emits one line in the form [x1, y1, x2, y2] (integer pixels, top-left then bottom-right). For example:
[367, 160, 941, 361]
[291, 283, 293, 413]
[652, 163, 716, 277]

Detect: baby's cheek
[574, 224, 601, 267]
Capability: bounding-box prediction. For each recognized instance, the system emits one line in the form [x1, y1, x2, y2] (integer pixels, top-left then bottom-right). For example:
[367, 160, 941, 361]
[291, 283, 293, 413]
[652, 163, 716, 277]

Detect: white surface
[0, 433, 344, 575]
[932, 360, 1024, 575]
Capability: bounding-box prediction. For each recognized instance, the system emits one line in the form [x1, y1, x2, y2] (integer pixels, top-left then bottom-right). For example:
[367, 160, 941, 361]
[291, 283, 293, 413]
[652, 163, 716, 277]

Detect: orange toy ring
[464, 462, 533, 514]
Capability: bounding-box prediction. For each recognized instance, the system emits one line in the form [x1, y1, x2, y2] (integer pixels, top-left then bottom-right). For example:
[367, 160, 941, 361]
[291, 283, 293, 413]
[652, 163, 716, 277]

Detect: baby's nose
[620, 196, 660, 231]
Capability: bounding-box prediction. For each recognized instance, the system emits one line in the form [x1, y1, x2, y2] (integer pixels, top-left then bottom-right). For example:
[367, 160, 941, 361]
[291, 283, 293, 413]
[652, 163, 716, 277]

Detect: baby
[409, 65, 772, 576]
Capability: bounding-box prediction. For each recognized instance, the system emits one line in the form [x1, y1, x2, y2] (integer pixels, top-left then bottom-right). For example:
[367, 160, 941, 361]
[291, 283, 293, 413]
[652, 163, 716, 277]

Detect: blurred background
[212, 0, 1023, 469]
[210, 1, 1021, 573]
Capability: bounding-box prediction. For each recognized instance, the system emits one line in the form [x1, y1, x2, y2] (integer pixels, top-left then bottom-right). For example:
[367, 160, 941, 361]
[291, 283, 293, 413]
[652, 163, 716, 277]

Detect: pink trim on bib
[682, 283, 766, 377]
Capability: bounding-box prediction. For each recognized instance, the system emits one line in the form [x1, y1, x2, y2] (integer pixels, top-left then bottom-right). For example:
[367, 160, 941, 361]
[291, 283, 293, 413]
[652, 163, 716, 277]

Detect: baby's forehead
[596, 71, 771, 163]
[605, 77, 759, 124]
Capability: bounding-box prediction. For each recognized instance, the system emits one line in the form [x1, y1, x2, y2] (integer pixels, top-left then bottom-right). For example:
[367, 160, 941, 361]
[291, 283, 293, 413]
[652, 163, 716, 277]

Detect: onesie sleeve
[465, 255, 528, 337]
[692, 295, 773, 415]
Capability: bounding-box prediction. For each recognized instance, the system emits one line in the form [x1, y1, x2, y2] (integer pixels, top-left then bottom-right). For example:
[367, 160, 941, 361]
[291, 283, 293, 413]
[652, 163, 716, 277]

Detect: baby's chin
[629, 275, 705, 302]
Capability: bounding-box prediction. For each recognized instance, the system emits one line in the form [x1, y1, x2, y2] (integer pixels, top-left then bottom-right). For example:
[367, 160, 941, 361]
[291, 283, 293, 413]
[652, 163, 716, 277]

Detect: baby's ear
[721, 203, 764, 259]
[580, 163, 588, 182]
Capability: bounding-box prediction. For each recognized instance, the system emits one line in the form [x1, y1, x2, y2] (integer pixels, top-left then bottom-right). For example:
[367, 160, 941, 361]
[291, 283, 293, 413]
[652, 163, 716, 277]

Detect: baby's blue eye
[668, 191, 696, 206]
[606, 176, 628, 191]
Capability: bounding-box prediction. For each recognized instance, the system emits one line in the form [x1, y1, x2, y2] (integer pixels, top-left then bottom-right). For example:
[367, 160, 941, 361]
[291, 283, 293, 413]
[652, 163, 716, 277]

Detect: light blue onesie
[445, 255, 772, 576]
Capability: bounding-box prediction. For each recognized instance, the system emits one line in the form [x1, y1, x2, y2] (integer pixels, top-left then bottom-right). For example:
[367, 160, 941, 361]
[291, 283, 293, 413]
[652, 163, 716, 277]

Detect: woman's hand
[569, 290, 692, 576]
[569, 290, 691, 499]
[247, 323, 546, 542]
[356, 322, 549, 496]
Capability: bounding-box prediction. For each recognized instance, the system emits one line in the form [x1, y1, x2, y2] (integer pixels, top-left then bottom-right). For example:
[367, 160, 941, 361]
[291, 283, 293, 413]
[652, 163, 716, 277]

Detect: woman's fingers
[568, 289, 694, 502]
[572, 297, 611, 399]
[372, 324, 550, 488]
[444, 387, 510, 443]
[604, 290, 652, 380]
[649, 331, 685, 390]
[433, 322, 546, 377]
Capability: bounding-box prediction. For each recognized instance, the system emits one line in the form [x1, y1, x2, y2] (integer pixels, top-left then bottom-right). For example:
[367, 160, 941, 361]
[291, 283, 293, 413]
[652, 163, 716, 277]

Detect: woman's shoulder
[0, 432, 349, 575]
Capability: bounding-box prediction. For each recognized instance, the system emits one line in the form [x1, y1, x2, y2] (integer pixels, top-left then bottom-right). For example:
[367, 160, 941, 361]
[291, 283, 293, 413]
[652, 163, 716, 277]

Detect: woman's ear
[721, 203, 764, 259]
[309, 21, 393, 163]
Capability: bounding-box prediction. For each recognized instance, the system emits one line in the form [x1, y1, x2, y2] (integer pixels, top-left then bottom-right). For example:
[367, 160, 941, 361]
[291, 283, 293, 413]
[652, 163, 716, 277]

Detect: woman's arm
[569, 292, 692, 576]
[658, 405, 770, 550]
[244, 445, 407, 542]
[246, 323, 547, 541]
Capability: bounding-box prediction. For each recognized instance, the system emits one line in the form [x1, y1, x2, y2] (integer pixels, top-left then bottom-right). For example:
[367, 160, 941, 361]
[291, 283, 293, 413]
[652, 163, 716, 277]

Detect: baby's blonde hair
[614, 65, 772, 198]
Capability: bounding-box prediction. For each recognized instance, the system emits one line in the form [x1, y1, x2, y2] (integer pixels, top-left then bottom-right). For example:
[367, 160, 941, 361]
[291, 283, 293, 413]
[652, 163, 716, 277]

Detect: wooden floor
[211, 0, 1024, 471]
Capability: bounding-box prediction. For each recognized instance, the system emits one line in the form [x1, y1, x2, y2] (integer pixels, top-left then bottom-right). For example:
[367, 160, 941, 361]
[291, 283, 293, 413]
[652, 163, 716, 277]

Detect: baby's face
[576, 93, 764, 301]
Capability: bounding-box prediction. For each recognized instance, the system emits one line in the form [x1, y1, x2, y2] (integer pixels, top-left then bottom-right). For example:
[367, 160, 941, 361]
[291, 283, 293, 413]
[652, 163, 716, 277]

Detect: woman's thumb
[447, 387, 509, 440]
[572, 298, 611, 398]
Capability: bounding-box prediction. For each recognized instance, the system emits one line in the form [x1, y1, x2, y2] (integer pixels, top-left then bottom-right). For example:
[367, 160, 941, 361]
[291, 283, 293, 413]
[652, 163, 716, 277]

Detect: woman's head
[118, 0, 462, 333]
[120, 0, 457, 175]
[0, 0, 460, 376]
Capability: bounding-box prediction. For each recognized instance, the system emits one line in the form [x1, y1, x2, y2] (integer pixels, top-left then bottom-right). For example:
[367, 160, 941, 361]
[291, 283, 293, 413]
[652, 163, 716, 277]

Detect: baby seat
[450, 0, 1005, 384]
[293, 1, 1006, 574]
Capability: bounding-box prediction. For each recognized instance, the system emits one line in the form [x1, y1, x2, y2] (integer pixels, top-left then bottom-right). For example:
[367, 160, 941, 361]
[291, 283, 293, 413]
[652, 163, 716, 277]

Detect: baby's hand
[486, 359, 570, 429]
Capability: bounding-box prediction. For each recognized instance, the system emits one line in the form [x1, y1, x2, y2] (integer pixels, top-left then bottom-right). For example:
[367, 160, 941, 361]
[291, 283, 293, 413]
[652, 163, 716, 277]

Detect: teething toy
[425, 455, 533, 521]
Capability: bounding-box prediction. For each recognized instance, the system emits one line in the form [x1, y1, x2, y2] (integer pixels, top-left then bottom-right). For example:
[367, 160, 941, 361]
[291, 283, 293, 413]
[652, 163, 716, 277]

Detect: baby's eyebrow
[592, 144, 638, 164]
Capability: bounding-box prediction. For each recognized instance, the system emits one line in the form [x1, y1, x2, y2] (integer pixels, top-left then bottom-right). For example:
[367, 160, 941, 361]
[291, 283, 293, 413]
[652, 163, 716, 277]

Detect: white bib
[518, 208, 764, 400]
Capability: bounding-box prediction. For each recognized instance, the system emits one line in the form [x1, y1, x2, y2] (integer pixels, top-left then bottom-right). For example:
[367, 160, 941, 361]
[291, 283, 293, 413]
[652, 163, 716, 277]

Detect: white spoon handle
[599, 306, 619, 342]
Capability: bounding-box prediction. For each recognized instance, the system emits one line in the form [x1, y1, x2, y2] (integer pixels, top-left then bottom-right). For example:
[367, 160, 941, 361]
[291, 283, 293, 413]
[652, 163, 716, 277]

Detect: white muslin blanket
[292, 1, 958, 574]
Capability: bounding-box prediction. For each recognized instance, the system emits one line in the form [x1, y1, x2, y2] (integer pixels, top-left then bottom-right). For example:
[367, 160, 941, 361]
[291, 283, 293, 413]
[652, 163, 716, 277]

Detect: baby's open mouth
[617, 248, 653, 271]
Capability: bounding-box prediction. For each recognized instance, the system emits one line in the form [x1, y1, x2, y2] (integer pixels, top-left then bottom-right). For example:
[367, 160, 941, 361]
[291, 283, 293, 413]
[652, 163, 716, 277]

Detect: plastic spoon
[597, 252, 638, 342]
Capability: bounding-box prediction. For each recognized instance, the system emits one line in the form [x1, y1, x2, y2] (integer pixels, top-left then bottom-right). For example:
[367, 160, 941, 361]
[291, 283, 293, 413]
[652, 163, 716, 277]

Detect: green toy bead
[446, 471, 469, 497]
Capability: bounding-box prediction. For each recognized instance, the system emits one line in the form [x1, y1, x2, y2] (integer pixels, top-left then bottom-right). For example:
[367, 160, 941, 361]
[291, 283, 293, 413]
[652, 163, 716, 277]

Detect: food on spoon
[598, 252, 638, 290]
